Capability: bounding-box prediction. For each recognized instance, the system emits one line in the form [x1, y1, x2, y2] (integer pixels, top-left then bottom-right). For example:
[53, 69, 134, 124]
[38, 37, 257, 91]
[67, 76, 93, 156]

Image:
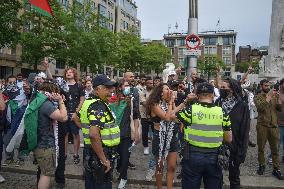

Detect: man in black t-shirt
[63, 68, 85, 165]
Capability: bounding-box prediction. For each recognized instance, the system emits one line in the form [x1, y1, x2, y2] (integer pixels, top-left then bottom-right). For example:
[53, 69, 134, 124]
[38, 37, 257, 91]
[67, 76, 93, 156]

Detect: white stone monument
[259, 0, 284, 80]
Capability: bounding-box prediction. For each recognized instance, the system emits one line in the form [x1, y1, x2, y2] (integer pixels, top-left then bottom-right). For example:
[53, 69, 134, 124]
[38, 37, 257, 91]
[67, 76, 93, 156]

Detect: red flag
[29, 0, 53, 17]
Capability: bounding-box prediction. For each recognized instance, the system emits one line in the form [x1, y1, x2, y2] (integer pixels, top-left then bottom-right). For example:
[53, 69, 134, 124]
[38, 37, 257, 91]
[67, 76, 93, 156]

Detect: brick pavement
[1, 119, 284, 188]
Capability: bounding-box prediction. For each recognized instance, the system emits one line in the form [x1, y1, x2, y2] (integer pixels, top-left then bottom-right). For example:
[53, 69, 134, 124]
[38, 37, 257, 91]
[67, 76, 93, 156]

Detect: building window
[223, 36, 233, 45]
[204, 37, 217, 45]
[59, 0, 68, 9]
[223, 57, 231, 65]
[165, 39, 175, 47]
[204, 46, 217, 55]
[222, 46, 231, 55]
[56, 59, 65, 69]
[91, 2, 95, 11]
[98, 4, 106, 17]
[224, 68, 231, 77]
[177, 39, 185, 46]
[178, 48, 184, 56]
[75, 0, 83, 4]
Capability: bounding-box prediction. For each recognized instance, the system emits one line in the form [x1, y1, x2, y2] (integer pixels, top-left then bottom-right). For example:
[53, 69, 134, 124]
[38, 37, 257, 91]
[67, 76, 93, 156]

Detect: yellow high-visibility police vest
[79, 98, 120, 147]
[181, 103, 230, 148]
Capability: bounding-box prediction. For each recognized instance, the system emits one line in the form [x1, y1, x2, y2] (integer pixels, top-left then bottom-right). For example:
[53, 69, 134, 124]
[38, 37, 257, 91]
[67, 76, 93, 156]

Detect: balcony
[0, 53, 17, 61]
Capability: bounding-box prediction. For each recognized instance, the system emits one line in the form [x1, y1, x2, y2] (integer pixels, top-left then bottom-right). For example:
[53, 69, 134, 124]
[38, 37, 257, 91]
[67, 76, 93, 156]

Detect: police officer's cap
[92, 74, 115, 88]
[196, 82, 214, 95]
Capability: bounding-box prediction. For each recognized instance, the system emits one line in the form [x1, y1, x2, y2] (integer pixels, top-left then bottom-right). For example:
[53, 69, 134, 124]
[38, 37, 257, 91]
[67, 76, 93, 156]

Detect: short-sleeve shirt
[66, 83, 85, 113]
[87, 100, 114, 129]
[37, 100, 57, 148]
[177, 103, 231, 131]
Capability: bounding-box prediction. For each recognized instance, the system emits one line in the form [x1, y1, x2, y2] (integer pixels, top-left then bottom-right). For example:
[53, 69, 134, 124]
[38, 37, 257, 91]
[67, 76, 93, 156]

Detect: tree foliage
[16, 0, 170, 75]
[0, 0, 22, 48]
[235, 61, 259, 74]
[198, 55, 225, 81]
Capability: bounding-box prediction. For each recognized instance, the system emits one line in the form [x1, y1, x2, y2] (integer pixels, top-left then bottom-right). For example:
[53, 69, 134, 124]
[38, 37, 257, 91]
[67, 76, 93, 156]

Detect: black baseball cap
[92, 74, 115, 88]
[196, 82, 214, 95]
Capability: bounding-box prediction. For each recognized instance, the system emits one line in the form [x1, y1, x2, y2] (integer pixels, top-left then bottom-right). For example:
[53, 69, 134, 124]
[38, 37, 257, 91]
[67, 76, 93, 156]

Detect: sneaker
[268, 157, 273, 165]
[2, 159, 13, 166]
[145, 169, 155, 181]
[272, 169, 284, 180]
[73, 155, 80, 164]
[118, 179, 127, 189]
[257, 165, 265, 175]
[0, 174, 5, 183]
[144, 147, 150, 155]
[128, 162, 136, 169]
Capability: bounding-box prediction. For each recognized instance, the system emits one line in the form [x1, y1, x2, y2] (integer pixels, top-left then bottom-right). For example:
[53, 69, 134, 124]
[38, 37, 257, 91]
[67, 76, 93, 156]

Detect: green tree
[20, 0, 115, 72]
[142, 42, 171, 74]
[235, 61, 259, 74]
[114, 32, 144, 72]
[0, 0, 22, 48]
[198, 55, 225, 81]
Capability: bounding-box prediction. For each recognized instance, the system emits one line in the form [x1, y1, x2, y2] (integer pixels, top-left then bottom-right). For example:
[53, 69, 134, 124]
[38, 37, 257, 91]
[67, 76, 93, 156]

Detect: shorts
[152, 129, 180, 157]
[65, 113, 80, 135]
[34, 148, 55, 176]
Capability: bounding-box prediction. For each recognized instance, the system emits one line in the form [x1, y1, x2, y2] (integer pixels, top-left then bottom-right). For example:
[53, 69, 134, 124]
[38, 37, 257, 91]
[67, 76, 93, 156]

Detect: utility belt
[183, 143, 229, 170]
[83, 145, 118, 183]
[186, 143, 219, 153]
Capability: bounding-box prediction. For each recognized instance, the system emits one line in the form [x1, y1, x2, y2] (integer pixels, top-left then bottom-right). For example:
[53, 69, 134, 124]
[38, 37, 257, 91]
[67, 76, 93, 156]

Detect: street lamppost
[187, 0, 198, 80]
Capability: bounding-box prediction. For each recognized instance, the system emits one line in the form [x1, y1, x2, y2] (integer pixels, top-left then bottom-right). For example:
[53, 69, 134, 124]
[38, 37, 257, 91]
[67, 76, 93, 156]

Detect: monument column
[259, 0, 284, 80]
[187, 0, 198, 79]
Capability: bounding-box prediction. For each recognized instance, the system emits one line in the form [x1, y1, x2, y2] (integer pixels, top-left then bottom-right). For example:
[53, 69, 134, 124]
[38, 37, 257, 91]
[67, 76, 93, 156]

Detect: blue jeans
[181, 152, 223, 189]
[85, 170, 112, 189]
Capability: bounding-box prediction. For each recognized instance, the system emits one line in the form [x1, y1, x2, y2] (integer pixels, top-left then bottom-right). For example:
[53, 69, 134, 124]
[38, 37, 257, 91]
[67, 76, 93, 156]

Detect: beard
[263, 88, 270, 93]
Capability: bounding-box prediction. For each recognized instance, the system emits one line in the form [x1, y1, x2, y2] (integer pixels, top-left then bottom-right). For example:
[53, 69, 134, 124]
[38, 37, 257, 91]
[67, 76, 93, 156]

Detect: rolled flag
[29, 0, 53, 17]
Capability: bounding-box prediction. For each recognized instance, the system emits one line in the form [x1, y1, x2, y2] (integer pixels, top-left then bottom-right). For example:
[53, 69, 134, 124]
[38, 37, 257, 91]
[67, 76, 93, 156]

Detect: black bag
[217, 144, 230, 170]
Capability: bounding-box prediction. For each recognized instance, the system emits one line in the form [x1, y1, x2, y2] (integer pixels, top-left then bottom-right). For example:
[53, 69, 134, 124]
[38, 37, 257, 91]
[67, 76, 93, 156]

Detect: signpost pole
[187, 0, 198, 79]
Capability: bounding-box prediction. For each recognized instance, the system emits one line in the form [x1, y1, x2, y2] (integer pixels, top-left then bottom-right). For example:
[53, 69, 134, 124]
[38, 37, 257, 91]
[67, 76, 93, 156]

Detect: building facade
[163, 30, 237, 77]
[0, 0, 141, 79]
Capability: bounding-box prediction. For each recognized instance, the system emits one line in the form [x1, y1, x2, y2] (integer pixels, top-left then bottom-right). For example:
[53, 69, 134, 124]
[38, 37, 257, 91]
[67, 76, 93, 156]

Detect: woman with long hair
[146, 83, 187, 189]
[216, 78, 250, 189]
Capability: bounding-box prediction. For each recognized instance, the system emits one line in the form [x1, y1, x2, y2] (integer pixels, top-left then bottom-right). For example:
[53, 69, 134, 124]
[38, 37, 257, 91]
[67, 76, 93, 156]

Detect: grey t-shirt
[37, 100, 57, 148]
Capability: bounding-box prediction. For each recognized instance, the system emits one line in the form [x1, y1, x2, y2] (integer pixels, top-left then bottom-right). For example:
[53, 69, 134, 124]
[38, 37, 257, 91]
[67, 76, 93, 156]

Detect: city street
[1, 120, 284, 189]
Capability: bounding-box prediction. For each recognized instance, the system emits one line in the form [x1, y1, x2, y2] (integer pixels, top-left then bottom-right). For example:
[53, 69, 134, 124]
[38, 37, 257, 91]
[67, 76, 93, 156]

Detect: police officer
[176, 82, 232, 189]
[77, 74, 120, 189]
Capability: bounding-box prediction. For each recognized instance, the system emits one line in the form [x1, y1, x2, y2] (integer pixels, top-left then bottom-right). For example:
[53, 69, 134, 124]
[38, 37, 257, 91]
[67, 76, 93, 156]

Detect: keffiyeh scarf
[222, 96, 238, 114]
[158, 101, 175, 163]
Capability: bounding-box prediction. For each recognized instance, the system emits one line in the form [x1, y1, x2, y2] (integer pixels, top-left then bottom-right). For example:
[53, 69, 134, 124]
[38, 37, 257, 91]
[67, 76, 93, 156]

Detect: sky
[135, 0, 272, 50]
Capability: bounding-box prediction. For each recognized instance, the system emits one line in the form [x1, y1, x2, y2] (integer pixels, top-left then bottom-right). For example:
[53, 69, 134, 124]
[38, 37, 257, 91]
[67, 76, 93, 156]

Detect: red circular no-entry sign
[185, 34, 201, 50]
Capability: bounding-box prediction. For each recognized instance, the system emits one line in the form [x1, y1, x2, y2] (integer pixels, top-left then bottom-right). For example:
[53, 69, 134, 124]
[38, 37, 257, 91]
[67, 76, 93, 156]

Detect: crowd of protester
[0, 61, 283, 189]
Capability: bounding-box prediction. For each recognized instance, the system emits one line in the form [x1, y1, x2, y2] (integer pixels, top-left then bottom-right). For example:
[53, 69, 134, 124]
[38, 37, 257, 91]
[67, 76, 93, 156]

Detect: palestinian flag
[29, 0, 53, 17]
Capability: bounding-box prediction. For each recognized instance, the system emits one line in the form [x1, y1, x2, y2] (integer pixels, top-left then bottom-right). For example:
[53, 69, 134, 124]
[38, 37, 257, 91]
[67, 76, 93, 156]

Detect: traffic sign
[185, 34, 201, 50]
[184, 49, 201, 56]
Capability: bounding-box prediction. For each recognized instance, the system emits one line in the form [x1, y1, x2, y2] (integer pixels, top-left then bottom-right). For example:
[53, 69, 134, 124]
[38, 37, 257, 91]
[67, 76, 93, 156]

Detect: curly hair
[38, 81, 60, 93]
[145, 83, 168, 117]
[64, 68, 79, 82]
